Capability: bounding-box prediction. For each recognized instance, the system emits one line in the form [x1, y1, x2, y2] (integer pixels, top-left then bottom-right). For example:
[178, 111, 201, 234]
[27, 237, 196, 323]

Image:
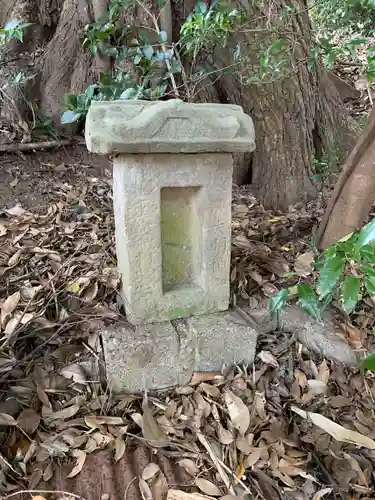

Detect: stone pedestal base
[101, 308, 258, 392]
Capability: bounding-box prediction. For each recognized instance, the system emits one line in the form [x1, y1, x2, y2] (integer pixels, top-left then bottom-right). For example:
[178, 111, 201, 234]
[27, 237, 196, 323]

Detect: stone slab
[101, 309, 259, 392]
[174, 308, 258, 372]
[85, 99, 255, 155]
[113, 153, 232, 324]
[244, 303, 359, 367]
[102, 321, 190, 392]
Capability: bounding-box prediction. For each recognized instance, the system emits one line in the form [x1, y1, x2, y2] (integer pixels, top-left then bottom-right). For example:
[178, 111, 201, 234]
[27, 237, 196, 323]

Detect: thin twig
[217, 457, 254, 496]
[124, 476, 138, 500]
[135, 0, 180, 98]
[196, 430, 236, 495]
[3, 490, 85, 500]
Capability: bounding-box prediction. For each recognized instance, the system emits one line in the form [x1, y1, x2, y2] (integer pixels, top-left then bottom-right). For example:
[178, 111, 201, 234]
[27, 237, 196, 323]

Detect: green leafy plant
[311, 151, 340, 183]
[0, 20, 33, 44]
[269, 218, 375, 322]
[61, 0, 186, 124]
[180, 0, 242, 58]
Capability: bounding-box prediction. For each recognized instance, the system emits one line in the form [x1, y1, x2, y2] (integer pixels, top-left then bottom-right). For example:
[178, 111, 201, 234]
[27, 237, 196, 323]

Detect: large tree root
[0, 139, 72, 154]
[317, 107, 375, 249]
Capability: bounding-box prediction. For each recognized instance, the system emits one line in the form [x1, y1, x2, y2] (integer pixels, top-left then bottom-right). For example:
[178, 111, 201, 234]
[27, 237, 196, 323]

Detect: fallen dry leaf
[0, 413, 17, 426]
[46, 404, 80, 422]
[114, 436, 126, 462]
[341, 322, 363, 349]
[17, 408, 41, 434]
[142, 463, 161, 481]
[258, 350, 279, 367]
[167, 491, 215, 500]
[224, 390, 250, 435]
[217, 423, 234, 445]
[139, 478, 153, 500]
[67, 449, 86, 478]
[1, 291, 20, 327]
[291, 406, 375, 449]
[142, 400, 169, 446]
[5, 205, 26, 216]
[196, 478, 222, 496]
[294, 251, 314, 277]
[312, 488, 333, 500]
[178, 459, 200, 476]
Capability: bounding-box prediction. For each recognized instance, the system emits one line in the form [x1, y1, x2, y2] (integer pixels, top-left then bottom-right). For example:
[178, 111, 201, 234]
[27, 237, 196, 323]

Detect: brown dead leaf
[0, 413, 17, 426]
[244, 448, 261, 468]
[258, 350, 279, 367]
[178, 459, 200, 476]
[0, 224, 7, 237]
[139, 478, 153, 500]
[167, 491, 215, 500]
[190, 372, 224, 385]
[224, 390, 250, 435]
[142, 463, 160, 481]
[217, 423, 234, 445]
[199, 382, 221, 399]
[312, 488, 333, 500]
[82, 281, 98, 302]
[1, 291, 20, 327]
[294, 369, 307, 388]
[317, 360, 330, 383]
[32, 497, 47, 500]
[196, 478, 222, 496]
[46, 404, 80, 422]
[8, 249, 22, 267]
[150, 470, 168, 500]
[291, 406, 375, 449]
[294, 251, 314, 277]
[340, 322, 363, 349]
[307, 380, 327, 395]
[142, 400, 169, 446]
[5, 205, 26, 216]
[236, 435, 253, 454]
[60, 364, 88, 385]
[114, 436, 126, 462]
[18, 408, 41, 434]
[85, 415, 124, 428]
[67, 449, 86, 478]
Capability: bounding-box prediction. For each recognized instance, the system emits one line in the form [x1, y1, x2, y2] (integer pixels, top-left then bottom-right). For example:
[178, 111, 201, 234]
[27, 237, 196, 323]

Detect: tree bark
[316, 107, 375, 249]
[0, 0, 358, 210]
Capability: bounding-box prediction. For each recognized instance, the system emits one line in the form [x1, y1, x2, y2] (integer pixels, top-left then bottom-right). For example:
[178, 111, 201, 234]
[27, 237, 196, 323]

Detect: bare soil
[0, 144, 111, 211]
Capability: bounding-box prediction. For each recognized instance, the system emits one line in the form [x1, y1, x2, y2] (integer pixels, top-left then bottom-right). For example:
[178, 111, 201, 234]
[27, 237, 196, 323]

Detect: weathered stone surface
[245, 303, 359, 367]
[85, 99, 255, 154]
[113, 153, 232, 324]
[101, 309, 259, 392]
[102, 321, 192, 392]
[174, 309, 258, 372]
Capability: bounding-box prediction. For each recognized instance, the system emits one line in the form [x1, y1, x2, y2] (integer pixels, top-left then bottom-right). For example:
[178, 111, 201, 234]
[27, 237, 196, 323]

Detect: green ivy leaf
[365, 274, 375, 296]
[360, 244, 375, 262]
[357, 218, 375, 247]
[317, 254, 345, 298]
[362, 353, 375, 371]
[143, 45, 154, 60]
[268, 289, 289, 317]
[297, 284, 321, 321]
[61, 110, 82, 124]
[340, 275, 361, 314]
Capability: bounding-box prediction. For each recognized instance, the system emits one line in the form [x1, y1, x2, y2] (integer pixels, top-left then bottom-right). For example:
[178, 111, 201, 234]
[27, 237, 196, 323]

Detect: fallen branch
[0, 139, 72, 154]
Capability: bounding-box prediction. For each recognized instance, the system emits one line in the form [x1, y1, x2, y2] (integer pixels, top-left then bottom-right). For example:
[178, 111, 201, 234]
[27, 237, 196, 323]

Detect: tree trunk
[0, 0, 358, 210]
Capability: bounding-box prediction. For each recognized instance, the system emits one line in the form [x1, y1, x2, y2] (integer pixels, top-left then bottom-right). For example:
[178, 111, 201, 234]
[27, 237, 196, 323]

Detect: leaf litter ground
[1, 148, 375, 500]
